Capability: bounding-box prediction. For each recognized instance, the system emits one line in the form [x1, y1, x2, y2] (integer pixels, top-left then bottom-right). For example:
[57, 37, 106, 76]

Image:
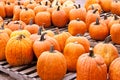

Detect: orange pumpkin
[0, 2, 6, 18]
[89, 18, 109, 40]
[5, 34, 33, 66]
[93, 36, 119, 68]
[68, 18, 87, 36]
[20, 7, 35, 24]
[65, 35, 90, 53]
[24, 19, 39, 34]
[69, 4, 87, 21]
[110, 23, 120, 44]
[35, 11, 51, 28]
[109, 57, 120, 80]
[63, 42, 85, 72]
[37, 45, 67, 80]
[77, 49, 107, 80]
[0, 32, 9, 60]
[5, 2, 14, 18]
[52, 6, 68, 27]
[33, 33, 61, 58]
[26, 1, 37, 10]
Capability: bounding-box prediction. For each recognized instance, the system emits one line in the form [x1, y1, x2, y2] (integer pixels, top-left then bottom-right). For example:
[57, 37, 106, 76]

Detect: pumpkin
[93, 36, 119, 69]
[85, 9, 100, 31]
[52, 6, 68, 27]
[7, 20, 26, 31]
[69, 4, 87, 21]
[65, 35, 90, 53]
[63, 42, 85, 72]
[89, 18, 109, 40]
[54, 31, 71, 52]
[0, 2, 6, 18]
[13, 5, 23, 21]
[68, 18, 87, 36]
[84, 0, 99, 9]
[5, 34, 33, 66]
[33, 33, 61, 58]
[26, 1, 37, 10]
[23, 0, 36, 7]
[24, 19, 39, 34]
[109, 57, 120, 80]
[0, 32, 9, 60]
[5, 2, 14, 18]
[40, 0, 51, 6]
[77, 49, 107, 80]
[111, 0, 120, 16]
[20, 7, 35, 24]
[99, 0, 112, 12]
[0, 22, 12, 36]
[35, 11, 51, 28]
[37, 45, 67, 80]
[110, 23, 120, 44]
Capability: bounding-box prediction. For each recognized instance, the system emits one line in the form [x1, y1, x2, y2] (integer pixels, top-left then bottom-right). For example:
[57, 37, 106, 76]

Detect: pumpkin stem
[95, 18, 100, 25]
[7, 2, 10, 5]
[41, 23, 46, 31]
[104, 15, 107, 20]
[104, 35, 111, 43]
[49, 45, 54, 53]
[78, 4, 81, 8]
[76, 18, 80, 21]
[29, 18, 33, 25]
[57, 6, 60, 11]
[39, 2, 42, 5]
[40, 32, 47, 41]
[24, 7, 28, 10]
[114, 14, 119, 20]
[38, 27, 42, 35]
[89, 48, 94, 57]
[17, 34, 25, 40]
[18, 1, 21, 5]
[45, 1, 48, 6]
[91, 5, 94, 10]
[56, 1, 59, 6]
[93, 9, 98, 13]
[20, 6, 22, 9]
[14, 21, 20, 24]
[74, 4, 78, 9]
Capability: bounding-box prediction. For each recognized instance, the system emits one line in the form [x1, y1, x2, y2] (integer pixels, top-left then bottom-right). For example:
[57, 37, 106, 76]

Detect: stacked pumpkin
[0, 0, 120, 80]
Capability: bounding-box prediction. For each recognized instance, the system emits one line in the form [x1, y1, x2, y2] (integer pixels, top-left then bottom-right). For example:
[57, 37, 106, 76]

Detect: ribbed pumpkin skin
[5, 35, 33, 66]
[37, 50, 67, 80]
[0, 32, 9, 60]
[93, 43, 119, 68]
[63, 42, 85, 72]
[77, 53, 107, 80]
[109, 58, 120, 80]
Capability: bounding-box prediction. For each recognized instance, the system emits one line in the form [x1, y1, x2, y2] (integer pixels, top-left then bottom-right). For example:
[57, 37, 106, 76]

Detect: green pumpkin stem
[93, 9, 98, 13]
[104, 35, 111, 43]
[95, 18, 100, 25]
[40, 33, 47, 41]
[49, 45, 54, 53]
[89, 48, 94, 57]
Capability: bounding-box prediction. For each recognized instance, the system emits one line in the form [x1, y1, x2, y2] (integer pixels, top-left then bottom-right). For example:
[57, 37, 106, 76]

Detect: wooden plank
[28, 72, 39, 78]
[0, 61, 7, 65]
[2, 64, 11, 69]
[63, 73, 76, 80]
[19, 66, 36, 75]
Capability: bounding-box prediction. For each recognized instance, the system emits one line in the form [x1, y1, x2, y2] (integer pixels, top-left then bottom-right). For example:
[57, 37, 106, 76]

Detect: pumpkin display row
[0, 0, 120, 80]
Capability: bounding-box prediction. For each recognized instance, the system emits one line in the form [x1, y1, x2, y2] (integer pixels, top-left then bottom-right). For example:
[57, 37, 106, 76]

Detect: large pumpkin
[5, 34, 33, 66]
[37, 45, 67, 80]
[77, 49, 107, 80]
[0, 32, 9, 60]
[109, 57, 120, 80]
[63, 42, 85, 72]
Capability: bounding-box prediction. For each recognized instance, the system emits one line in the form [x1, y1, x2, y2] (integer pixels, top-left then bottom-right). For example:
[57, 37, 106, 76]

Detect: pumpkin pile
[0, 0, 120, 80]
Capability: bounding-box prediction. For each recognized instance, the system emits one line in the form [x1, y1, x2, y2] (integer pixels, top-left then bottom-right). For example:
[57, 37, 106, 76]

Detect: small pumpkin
[65, 34, 90, 53]
[0, 32, 9, 60]
[89, 18, 109, 40]
[68, 18, 87, 36]
[52, 6, 68, 27]
[5, 34, 33, 66]
[20, 7, 35, 24]
[24, 19, 39, 34]
[63, 42, 85, 72]
[35, 11, 51, 28]
[77, 49, 107, 80]
[33, 33, 61, 58]
[37, 45, 67, 80]
[93, 36, 119, 68]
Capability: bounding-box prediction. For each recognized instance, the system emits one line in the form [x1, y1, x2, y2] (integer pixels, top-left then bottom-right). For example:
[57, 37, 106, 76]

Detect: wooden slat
[10, 65, 29, 71]
[2, 64, 11, 68]
[63, 73, 76, 80]
[0, 61, 7, 65]
[28, 72, 39, 78]
[19, 66, 36, 75]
